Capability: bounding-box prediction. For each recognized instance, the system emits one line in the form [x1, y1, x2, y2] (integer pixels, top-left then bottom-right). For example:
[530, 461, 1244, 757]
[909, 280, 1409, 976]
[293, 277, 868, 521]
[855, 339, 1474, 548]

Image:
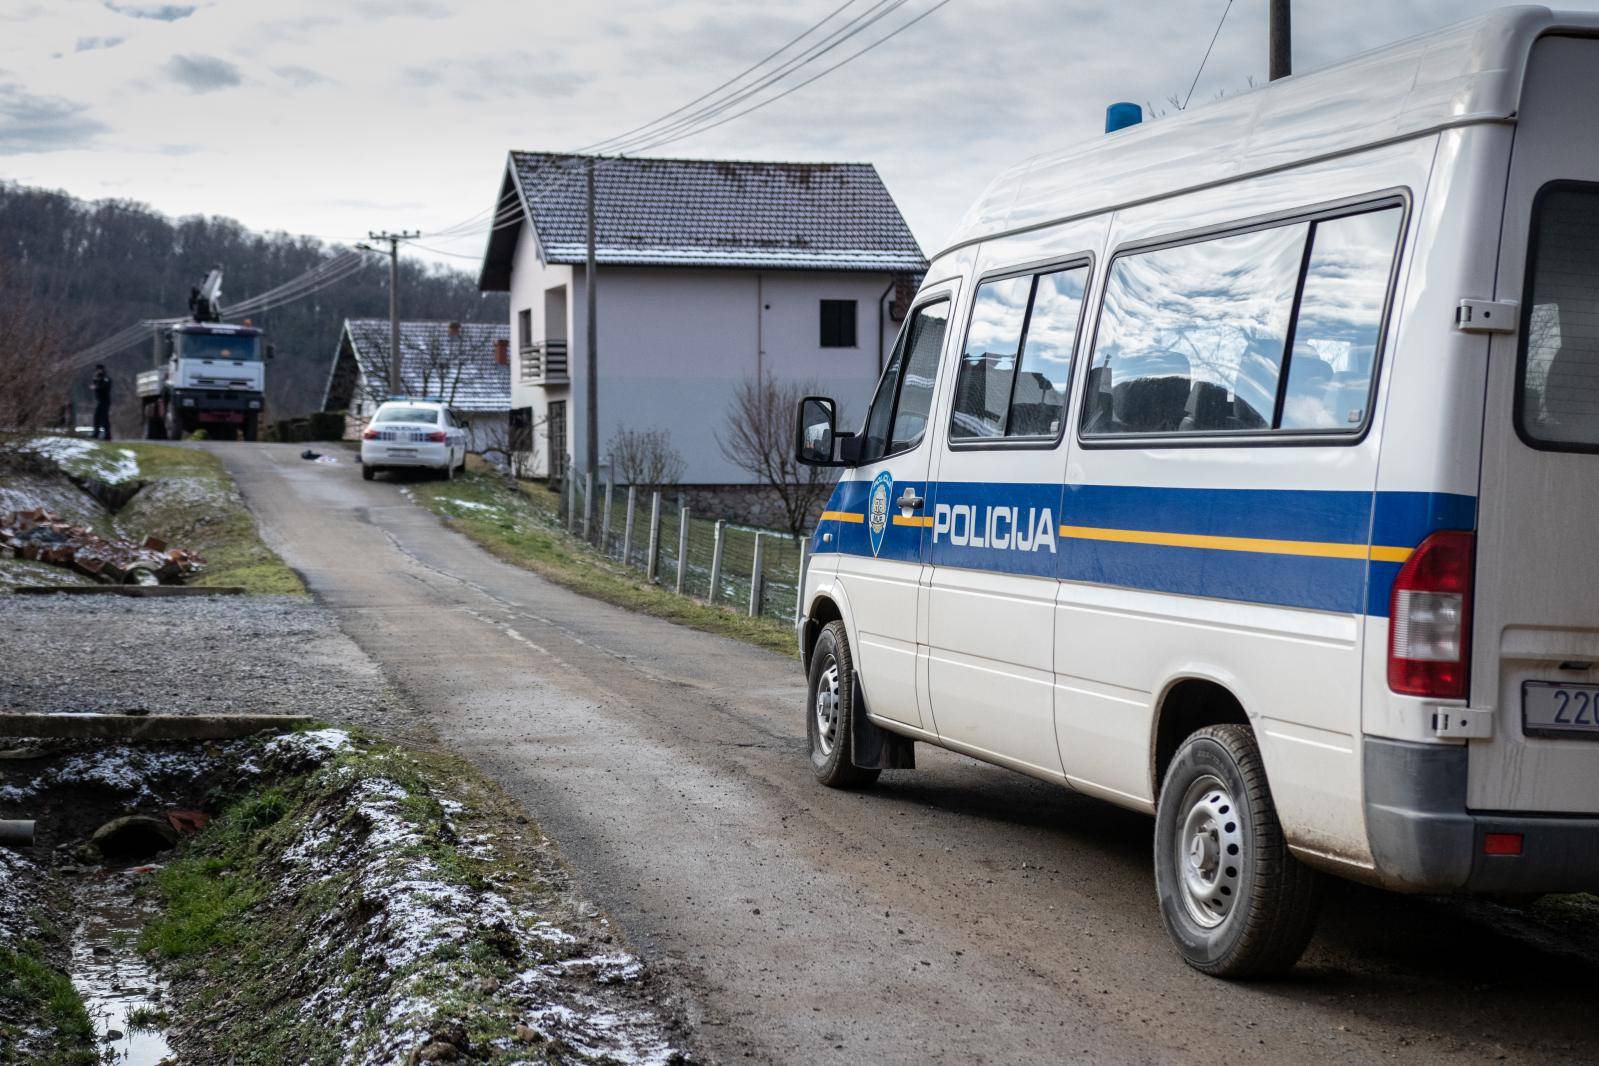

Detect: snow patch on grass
[23, 437, 141, 485]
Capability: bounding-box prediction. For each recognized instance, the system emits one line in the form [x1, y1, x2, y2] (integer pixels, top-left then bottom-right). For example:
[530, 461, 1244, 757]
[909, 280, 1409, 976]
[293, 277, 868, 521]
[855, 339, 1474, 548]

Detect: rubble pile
[0, 509, 205, 586]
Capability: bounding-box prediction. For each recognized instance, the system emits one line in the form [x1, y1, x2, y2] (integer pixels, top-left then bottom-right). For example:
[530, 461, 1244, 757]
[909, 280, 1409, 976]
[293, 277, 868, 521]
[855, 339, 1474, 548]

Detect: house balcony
[519, 339, 569, 384]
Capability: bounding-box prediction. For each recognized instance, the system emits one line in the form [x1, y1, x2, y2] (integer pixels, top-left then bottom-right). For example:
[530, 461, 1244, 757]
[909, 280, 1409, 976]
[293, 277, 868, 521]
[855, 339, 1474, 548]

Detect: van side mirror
[265, 344, 276, 361]
[796, 396, 852, 467]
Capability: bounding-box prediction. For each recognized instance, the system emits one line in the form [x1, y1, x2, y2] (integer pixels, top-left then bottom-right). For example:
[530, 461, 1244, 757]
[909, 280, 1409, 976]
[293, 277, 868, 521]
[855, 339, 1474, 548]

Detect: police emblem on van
[867, 471, 892, 557]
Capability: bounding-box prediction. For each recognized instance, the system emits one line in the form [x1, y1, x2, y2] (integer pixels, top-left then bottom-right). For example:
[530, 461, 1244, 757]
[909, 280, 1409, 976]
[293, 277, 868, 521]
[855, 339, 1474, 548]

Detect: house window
[820, 299, 858, 348]
[518, 309, 533, 350]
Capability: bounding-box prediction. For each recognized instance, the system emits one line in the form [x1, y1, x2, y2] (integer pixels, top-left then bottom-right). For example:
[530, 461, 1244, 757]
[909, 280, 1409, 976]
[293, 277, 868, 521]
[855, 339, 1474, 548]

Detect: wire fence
[564, 474, 805, 624]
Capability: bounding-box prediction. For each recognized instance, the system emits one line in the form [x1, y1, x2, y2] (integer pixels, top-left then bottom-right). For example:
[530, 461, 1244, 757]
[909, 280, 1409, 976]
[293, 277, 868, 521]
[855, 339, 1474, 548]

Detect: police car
[360, 398, 467, 481]
[793, 7, 1599, 979]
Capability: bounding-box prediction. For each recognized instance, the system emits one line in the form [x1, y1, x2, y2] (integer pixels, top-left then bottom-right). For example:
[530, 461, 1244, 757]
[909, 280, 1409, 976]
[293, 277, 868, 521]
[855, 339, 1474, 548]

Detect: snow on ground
[21, 437, 141, 485]
[0, 744, 243, 805]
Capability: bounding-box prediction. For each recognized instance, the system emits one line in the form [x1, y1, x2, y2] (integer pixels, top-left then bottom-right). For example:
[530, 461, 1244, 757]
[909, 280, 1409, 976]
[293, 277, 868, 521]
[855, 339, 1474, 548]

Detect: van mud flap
[851, 678, 915, 770]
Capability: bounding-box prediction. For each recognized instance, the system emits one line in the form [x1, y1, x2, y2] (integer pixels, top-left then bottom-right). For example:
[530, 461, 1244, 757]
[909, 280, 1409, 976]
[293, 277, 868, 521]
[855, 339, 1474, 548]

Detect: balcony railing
[519, 340, 569, 383]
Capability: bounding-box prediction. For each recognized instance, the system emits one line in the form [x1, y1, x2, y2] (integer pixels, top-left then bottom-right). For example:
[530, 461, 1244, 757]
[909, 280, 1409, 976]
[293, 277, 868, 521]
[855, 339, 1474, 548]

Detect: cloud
[0, 82, 106, 154]
[74, 36, 127, 53]
[274, 65, 334, 88]
[164, 54, 242, 93]
[103, 1, 197, 20]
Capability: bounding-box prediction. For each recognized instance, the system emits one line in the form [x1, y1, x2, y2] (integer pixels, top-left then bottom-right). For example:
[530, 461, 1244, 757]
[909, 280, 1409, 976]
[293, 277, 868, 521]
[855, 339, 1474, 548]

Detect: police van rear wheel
[1153, 724, 1322, 978]
[807, 620, 880, 790]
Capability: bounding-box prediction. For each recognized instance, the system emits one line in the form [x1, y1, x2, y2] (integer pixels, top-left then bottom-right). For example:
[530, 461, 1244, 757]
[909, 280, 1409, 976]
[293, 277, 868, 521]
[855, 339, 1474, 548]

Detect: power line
[582, 0, 904, 156]
[622, 0, 952, 156]
[417, 0, 953, 243]
[1182, 0, 1235, 110]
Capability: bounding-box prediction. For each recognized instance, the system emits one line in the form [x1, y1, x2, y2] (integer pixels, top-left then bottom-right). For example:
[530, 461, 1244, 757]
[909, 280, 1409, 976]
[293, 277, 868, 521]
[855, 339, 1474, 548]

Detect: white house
[476, 151, 927, 489]
[321, 318, 511, 451]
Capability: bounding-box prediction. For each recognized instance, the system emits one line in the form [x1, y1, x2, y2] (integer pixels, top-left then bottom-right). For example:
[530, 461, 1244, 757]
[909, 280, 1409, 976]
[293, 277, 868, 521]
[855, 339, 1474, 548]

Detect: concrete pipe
[0, 820, 36, 848]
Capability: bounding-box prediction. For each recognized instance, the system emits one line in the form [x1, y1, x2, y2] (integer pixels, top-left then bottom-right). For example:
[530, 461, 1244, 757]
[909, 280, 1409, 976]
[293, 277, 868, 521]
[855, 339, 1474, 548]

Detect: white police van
[794, 6, 1599, 977]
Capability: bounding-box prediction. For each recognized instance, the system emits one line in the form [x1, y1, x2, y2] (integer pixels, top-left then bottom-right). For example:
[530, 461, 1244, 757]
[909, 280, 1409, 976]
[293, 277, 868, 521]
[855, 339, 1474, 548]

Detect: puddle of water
[68, 867, 173, 1066]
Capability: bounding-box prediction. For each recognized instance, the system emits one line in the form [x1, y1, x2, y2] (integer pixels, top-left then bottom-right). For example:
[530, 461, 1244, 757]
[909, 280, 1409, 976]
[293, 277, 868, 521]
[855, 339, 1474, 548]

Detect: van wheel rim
[814, 660, 840, 757]
[1175, 775, 1243, 929]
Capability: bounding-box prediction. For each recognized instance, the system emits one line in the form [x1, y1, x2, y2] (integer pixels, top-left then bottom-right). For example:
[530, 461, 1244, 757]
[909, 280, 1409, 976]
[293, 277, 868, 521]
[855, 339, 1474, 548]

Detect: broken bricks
[0, 508, 205, 586]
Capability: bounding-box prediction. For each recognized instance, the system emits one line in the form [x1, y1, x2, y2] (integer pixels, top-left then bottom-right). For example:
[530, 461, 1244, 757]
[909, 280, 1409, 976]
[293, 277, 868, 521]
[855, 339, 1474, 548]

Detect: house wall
[526, 270, 895, 486]
[508, 225, 575, 478]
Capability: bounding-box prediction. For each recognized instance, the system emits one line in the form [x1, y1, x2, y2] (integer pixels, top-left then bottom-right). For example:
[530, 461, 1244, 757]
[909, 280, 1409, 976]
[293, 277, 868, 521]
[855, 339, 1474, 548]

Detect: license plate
[1523, 681, 1599, 739]
[390, 448, 416, 456]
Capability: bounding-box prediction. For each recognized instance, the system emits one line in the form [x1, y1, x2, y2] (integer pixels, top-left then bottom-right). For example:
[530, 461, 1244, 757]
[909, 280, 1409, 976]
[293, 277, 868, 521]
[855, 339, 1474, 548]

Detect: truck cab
[139, 323, 268, 440]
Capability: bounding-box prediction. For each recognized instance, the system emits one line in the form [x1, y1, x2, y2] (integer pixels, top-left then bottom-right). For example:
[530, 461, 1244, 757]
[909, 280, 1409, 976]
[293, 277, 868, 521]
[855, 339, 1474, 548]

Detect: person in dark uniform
[91, 364, 112, 440]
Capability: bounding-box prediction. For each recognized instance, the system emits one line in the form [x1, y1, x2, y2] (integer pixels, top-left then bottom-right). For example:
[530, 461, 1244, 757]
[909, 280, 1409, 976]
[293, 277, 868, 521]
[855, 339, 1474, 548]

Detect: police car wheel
[806, 620, 880, 790]
[1153, 724, 1321, 978]
[362, 465, 376, 481]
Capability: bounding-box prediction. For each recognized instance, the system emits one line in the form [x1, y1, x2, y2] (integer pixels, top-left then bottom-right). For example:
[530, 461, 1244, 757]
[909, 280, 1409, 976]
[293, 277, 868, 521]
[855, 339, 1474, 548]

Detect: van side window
[951, 265, 1088, 441]
[1279, 208, 1403, 430]
[1082, 204, 1401, 439]
[860, 299, 952, 461]
[1518, 184, 1599, 450]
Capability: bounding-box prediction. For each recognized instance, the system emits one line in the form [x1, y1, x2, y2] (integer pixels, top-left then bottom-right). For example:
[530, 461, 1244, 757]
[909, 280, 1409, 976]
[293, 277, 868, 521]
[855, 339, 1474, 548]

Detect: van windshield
[1520, 183, 1599, 449]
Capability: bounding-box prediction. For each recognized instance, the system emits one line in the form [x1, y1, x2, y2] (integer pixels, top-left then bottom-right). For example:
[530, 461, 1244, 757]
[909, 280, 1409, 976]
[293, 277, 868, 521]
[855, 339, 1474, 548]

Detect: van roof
[939, 5, 1599, 259]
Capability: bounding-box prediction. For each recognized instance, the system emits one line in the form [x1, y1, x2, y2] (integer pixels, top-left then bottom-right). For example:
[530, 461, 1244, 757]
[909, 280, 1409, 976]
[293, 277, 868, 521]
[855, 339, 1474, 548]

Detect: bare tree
[610, 427, 684, 486]
[719, 374, 832, 543]
[0, 263, 71, 444]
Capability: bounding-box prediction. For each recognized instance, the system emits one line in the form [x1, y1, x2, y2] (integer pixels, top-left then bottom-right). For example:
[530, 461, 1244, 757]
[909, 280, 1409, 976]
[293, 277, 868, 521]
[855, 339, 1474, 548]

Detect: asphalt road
[212, 443, 1599, 1065]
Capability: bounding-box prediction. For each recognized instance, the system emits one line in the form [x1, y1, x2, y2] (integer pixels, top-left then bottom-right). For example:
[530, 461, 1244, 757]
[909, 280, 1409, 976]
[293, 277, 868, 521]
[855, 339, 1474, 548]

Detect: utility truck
[138, 269, 271, 440]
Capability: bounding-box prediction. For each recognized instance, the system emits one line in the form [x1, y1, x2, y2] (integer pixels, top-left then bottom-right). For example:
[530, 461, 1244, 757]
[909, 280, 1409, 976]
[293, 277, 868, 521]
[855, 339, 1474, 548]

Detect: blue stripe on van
[812, 479, 1476, 618]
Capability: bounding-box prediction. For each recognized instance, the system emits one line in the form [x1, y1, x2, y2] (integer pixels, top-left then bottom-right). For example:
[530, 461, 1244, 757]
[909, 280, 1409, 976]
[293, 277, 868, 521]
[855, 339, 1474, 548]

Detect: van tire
[1154, 723, 1321, 978]
[807, 620, 880, 790]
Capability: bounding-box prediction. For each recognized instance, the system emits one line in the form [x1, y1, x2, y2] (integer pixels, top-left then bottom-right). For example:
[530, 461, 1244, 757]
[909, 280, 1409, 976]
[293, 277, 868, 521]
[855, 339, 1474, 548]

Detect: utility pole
[366, 230, 419, 394]
[584, 157, 599, 488]
[1269, 0, 1291, 81]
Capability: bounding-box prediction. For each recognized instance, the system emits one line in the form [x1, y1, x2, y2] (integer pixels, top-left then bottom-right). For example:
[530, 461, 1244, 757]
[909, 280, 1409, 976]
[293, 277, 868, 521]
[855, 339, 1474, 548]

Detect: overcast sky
[4, 0, 1594, 270]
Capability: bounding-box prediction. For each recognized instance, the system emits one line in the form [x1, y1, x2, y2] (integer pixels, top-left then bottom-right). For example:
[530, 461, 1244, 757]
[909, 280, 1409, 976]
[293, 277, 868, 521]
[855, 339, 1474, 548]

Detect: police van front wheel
[1153, 724, 1322, 978]
[807, 620, 880, 790]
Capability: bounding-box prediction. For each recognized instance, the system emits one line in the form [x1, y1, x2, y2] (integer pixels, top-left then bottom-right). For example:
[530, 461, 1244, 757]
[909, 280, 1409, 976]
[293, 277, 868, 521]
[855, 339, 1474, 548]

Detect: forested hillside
[0, 181, 506, 431]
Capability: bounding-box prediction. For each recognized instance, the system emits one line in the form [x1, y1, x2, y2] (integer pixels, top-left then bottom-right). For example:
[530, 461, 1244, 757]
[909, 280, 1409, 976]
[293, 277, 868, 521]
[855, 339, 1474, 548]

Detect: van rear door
[1471, 35, 1599, 814]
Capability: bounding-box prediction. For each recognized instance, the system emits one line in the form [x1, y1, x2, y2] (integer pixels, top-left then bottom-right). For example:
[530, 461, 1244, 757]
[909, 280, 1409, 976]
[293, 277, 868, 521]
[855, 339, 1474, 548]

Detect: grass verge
[117, 443, 304, 594]
[410, 463, 798, 656]
[0, 944, 95, 1066]
[142, 729, 677, 1064]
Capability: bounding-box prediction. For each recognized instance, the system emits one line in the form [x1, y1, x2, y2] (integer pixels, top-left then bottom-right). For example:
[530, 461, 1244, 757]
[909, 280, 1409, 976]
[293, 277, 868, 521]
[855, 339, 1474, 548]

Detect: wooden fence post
[645, 491, 662, 583]
[675, 507, 690, 594]
[601, 475, 614, 549]
[708, 520, 725, 604]
[748, 532, 765, 617]
[622, 486, 637, 564]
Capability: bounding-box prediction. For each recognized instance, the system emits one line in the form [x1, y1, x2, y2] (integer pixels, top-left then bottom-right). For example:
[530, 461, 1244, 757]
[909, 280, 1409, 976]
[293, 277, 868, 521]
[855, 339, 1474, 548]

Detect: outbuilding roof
[479, 152, 926, 290]
[322, 319, 510, 414]
[943, 5, 1599, 257]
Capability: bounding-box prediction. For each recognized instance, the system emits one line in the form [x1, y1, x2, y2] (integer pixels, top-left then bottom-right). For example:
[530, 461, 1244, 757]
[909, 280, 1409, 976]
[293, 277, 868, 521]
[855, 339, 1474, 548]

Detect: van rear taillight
[1389, 530, 1475, 700]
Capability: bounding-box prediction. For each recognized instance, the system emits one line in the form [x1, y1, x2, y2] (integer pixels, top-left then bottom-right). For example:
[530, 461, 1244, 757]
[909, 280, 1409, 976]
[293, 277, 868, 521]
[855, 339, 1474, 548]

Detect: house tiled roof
[334, 319, 510, 413]
[480, 152, 927, 290]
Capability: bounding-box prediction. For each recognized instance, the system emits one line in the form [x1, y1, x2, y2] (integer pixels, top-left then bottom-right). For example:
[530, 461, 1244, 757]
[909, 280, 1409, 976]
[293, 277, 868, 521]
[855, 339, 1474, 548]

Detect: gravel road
[0, 593, 409, 735]
[184, 441, 1599, 1066]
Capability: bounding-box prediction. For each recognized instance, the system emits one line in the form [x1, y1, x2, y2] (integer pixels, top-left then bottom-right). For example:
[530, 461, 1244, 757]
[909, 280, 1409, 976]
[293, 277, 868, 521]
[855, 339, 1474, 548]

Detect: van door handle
[897, 487, 924, 510]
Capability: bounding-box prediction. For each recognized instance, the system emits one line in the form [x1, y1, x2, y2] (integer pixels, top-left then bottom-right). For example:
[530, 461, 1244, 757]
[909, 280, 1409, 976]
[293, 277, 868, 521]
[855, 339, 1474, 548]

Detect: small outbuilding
[322, 319, 511, 452]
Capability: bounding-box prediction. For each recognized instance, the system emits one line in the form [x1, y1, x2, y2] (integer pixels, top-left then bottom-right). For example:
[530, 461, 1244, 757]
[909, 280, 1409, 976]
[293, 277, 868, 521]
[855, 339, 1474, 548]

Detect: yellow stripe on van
[892, 514, 934, 527]
[820, 510, 864, 524]
[1058, 524, 1414, 563]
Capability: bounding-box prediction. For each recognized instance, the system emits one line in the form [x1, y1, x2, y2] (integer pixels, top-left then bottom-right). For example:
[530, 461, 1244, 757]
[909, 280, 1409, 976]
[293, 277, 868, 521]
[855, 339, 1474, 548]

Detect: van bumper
[1364, 737, 1599, 894]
